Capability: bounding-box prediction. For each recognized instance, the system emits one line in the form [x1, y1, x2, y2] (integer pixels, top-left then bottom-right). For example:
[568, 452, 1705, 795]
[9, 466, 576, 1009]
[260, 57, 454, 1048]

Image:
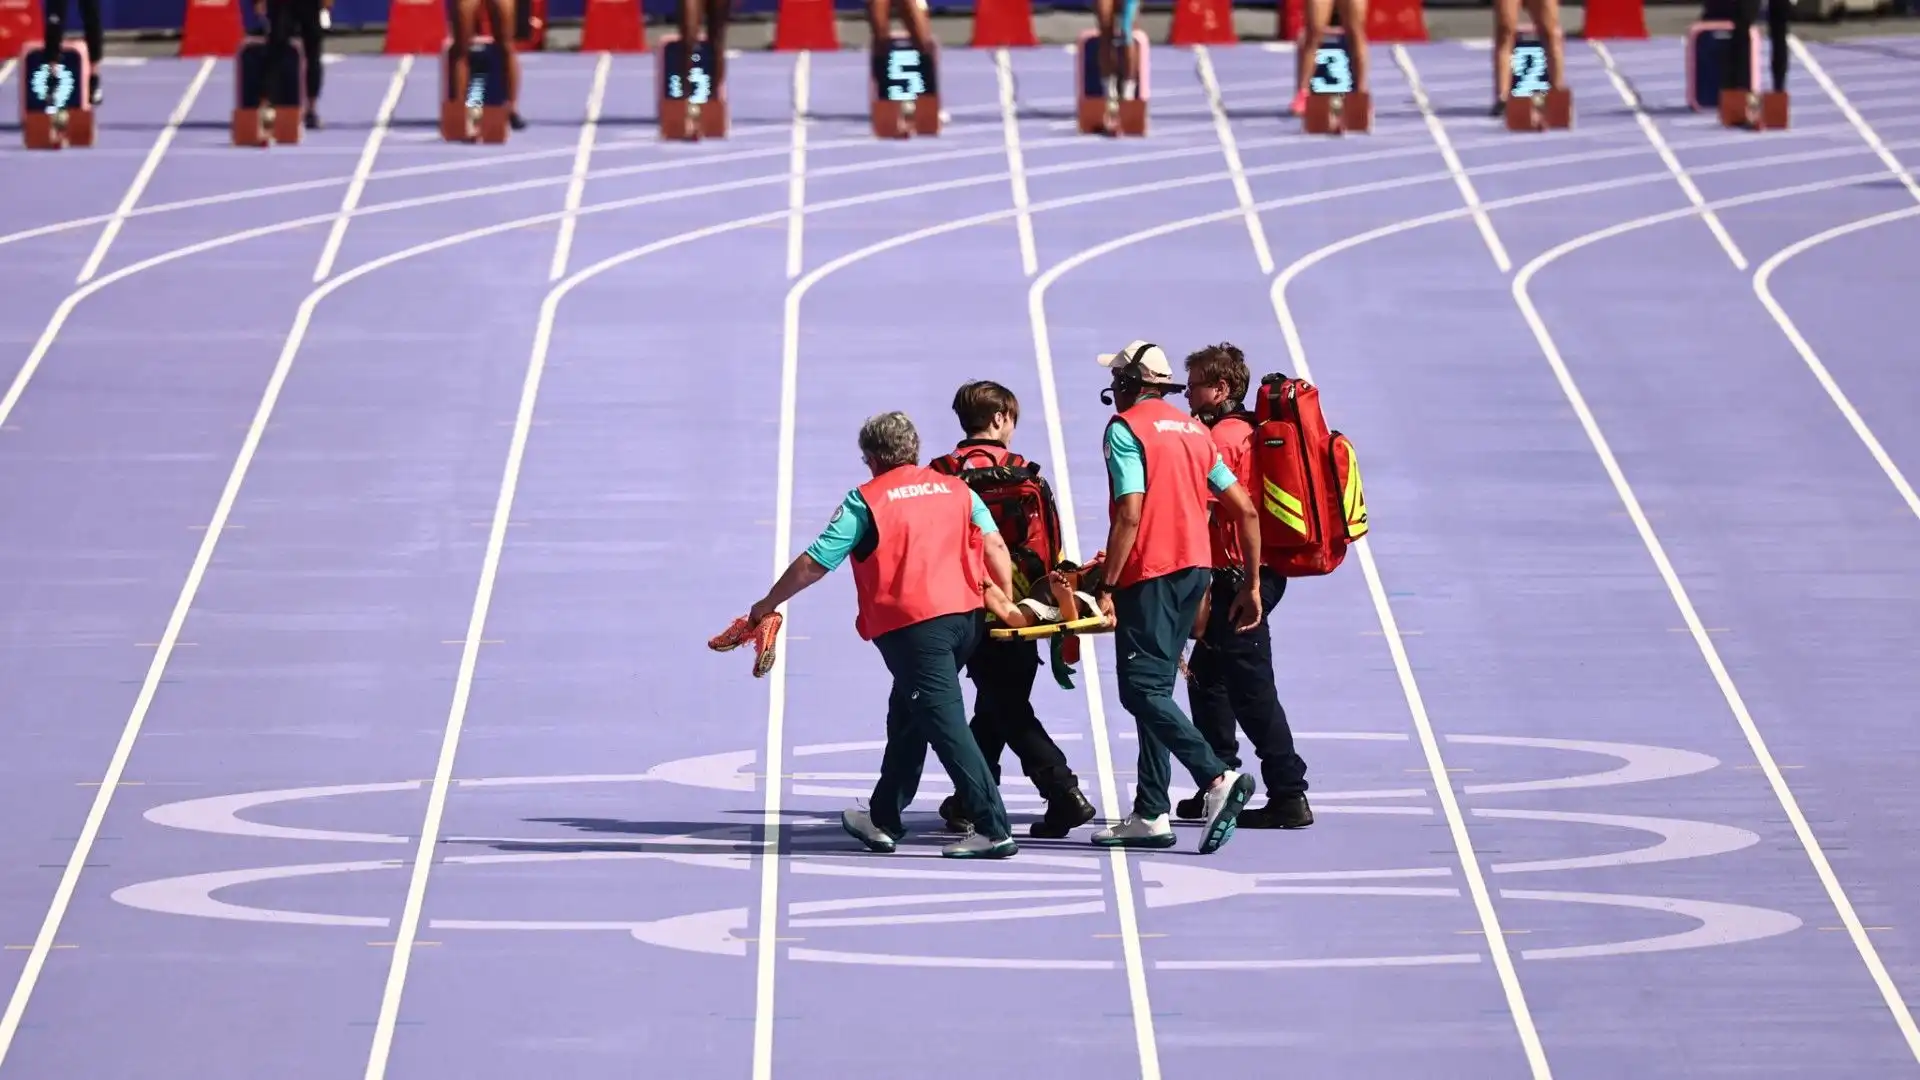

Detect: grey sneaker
[943, 830, 1017, 859]
[1199, 771, 1256, 854]
[1092, 813, 1178, 849]
[841, 808, 900, 853]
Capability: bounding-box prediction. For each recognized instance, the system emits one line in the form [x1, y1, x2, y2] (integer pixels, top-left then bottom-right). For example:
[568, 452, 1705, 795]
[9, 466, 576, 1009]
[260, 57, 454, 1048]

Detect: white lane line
[549, 51, 612, 283]
[315, 58, 414, 284]
[1195, 44, 1274, 275]
[1791, 35, 1920, 201]
[996, 48, 1038, 276]
[75, 58, 216, 285]
[1510, 186, 1920, 1066]
[787, 51, 811, 279]
[1394, 45, 1512, 272]
[1752, 207, 1920, 527]
[1587, 40, 1746, 269]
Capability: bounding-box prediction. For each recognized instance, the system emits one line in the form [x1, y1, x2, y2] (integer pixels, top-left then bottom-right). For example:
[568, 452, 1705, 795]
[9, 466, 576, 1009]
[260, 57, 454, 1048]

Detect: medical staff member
[1085, 342, 1260, 855]
[745, 412, 1025, 860]
[932, 381, 1097, 841]
[1178, 344, 1312, 830]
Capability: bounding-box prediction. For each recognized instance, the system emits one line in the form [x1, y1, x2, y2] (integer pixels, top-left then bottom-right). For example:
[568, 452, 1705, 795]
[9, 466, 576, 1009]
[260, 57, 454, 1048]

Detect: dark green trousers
[1113, 567, 1230, 818]
[869, 610, 1012, 842]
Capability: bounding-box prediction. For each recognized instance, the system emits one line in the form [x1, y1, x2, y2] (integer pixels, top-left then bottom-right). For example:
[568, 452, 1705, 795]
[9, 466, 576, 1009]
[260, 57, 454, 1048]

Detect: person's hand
[1228, 581, 1261, 633]
[747, 597, 778, 626]
[1097, 590, 1115, 625]
[253, 0, 264, 14]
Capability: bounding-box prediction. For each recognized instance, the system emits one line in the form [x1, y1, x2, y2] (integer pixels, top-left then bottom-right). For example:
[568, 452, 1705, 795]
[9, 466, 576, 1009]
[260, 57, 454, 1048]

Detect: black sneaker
[1173, 791, 1207, 821]
[89, 74, 102, 106]
[509, 111, 527, 131]
[1238, 793, 1313, 829]
[305, 108, 321, 130]
[1029, 788, 1096, 839]
[938, 794, 971, 833]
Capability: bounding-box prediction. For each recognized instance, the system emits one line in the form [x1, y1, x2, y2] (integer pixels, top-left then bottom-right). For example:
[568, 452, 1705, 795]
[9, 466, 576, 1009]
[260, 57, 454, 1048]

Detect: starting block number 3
[1312, 43, 1352, 95]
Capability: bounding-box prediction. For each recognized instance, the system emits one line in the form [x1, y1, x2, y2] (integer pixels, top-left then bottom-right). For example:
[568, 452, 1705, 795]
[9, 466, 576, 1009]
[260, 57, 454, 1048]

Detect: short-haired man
[744, 411, 1028, 859]
[1085, 342, 1261, 854]
[931, 381, 1098, 840]
[1179, 344, 1312, 830]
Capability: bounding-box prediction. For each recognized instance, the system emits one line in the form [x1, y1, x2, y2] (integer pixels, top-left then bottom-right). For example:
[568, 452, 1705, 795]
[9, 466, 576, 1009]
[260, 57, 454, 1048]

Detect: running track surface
[1, 34, 1918, 1080]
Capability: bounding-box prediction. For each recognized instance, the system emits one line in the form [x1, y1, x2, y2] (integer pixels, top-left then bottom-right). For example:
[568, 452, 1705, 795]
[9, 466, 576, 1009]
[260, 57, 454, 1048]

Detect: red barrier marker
[383, 0, 444, 53]
[970, 0, 1035, 48]
[1170, 0, 1236, 46]
[1582, 0, 1647, 39]
[1366, 0, 1426, 41]
[580, 0, 643, 51]
[179, 0, 244, 57]
[774, 0, 837, 50]
[0, 0, 44, 58]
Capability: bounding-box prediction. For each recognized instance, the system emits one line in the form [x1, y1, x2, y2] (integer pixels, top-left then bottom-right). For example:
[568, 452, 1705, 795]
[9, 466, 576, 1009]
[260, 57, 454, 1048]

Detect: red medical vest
[851, 465, 986, 641]
[1206, 413, 1255, 569]
[1106, 396, 1215, 589]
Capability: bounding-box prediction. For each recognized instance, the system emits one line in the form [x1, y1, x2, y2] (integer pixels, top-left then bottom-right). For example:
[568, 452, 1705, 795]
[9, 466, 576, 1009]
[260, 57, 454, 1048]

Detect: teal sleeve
[1104, 423, 1146, 498]
[803, 490, 872, 572]
[969, 491, 999, 534]
[1207, 456, 1237, 494]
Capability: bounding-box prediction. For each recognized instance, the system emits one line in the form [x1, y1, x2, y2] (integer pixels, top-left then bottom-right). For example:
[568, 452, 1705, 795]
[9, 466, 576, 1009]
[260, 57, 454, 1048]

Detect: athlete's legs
[1338, 0, 1369, 93]
[865, 0, 890, 80]
[1294, 0, 1334, 110]
[1766, 0, 1788, 92]
[1726, 0, 1759, 93]
[677, 0, 702, 87]
[448, 0, 478, 99]
[1116, 0, 1140, 88]
[706, 0, 732, 92]
[1492, 0, 1520, 105]
[481, 0, 522, 112]
[896, 0, 933, 55]
[1093, 0, 1118, 94]
[1521, 0, 1565, 89]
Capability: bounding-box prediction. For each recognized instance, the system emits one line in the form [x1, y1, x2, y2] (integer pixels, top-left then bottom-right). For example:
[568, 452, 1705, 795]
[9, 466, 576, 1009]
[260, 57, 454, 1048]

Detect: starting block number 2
[1511, 34, 1549, 97]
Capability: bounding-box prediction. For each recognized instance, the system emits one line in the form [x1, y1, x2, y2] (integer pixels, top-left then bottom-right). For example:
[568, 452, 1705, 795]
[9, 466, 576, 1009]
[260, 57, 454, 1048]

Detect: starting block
[1503, 27, 1571, 131]
[657, 34, 725, 140]
[871, 36, 940, 138]
[1687, 20, 1786, 128]
[1303, 28, 1368, 134]
[440, 36, 510, 143]
[1076, 28, 1148, 136]
[230, 36, 305, 146]
[18, 39, 93, 150]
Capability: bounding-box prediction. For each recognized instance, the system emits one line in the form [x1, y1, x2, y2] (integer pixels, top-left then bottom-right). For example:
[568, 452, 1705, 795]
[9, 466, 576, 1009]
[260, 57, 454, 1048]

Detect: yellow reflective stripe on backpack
[1263, 477, 1308, 537]
[1340, 445, 1369, 540]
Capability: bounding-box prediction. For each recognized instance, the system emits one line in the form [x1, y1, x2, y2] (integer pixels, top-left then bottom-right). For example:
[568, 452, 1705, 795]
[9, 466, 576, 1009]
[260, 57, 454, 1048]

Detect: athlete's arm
[1099, 424, 1146, 599]
[749, 490, 867, 622]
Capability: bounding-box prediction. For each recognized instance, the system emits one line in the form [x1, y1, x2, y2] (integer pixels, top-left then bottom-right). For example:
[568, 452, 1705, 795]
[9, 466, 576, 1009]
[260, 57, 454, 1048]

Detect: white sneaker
[1199, 771, 1257, 854]
[943, 830, 1017, 859]
[1092, 813, 1177, 849]
[841, 808, 899, 853]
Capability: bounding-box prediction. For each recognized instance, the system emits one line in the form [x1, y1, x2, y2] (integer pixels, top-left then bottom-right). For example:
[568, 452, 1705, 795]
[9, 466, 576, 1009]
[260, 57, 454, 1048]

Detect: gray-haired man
[746, 411, 1030, 859]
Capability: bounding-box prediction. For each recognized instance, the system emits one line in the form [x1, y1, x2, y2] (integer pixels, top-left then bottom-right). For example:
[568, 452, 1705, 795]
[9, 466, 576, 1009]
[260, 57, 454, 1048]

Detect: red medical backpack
[1252, 372, 1369, 577]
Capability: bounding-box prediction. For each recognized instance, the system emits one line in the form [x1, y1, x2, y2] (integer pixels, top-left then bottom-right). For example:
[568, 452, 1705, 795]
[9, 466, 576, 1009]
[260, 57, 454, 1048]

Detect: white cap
[1096, 340, 1175, 385]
